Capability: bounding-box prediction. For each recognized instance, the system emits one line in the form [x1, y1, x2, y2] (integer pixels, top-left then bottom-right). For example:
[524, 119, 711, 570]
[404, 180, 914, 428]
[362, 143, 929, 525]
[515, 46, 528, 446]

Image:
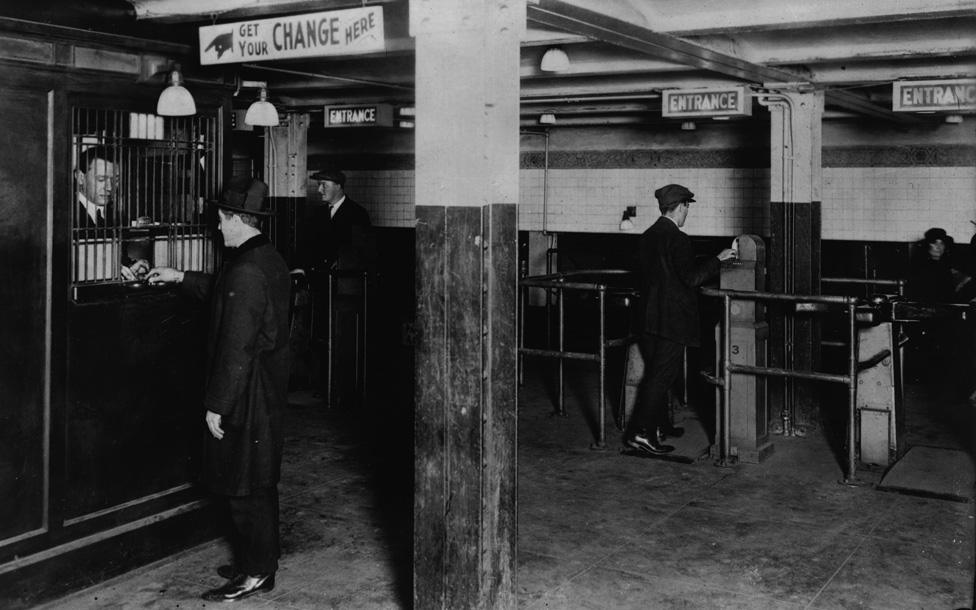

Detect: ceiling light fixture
[539, 47, 570, 73]
[538, 113, 556, 125]
[156, 67, 196, 116]
[944, 114, 963, 124]
[244, 84, 279, 127]
[680, 121, 696, 131]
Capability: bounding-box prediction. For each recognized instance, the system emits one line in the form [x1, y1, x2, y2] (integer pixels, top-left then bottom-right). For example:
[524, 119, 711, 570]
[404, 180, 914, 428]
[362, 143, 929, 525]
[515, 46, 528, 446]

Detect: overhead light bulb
[539, 47, 570, 73]
[244, 87, 279, 127]
[156, 69, 196, 116]
[538, 113, 556, 125]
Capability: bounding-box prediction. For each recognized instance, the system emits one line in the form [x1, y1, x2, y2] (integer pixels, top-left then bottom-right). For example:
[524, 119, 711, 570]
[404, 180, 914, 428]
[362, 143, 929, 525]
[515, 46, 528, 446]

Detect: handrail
[519, 269, 636, 292]
[518, 269, 637, 449]
[822, 276, 906, 298]
[702, 287, 862, 484]
[701, 286, 856, 305]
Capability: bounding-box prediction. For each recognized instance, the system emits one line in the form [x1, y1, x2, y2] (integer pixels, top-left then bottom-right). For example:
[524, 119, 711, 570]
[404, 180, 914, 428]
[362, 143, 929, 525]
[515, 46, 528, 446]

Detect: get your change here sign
[199, 6, 384, 65]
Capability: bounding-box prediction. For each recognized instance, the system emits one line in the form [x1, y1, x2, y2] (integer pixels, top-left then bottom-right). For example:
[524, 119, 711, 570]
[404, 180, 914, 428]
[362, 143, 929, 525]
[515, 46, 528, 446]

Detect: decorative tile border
[312, 144, 975, 172]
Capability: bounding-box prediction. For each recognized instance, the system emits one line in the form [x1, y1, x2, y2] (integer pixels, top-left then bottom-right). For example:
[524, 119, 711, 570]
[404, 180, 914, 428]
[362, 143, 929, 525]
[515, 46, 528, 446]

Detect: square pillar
[410, 2, 524, 608]
[760, 89, 824, 435]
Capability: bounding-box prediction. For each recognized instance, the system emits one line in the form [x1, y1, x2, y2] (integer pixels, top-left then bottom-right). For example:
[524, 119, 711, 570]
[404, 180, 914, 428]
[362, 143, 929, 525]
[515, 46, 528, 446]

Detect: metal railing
[821, 277, 906, 295]
[306, 268, 369, 408]
[518, 270, 638, 448]
[701, 287, 871, 483]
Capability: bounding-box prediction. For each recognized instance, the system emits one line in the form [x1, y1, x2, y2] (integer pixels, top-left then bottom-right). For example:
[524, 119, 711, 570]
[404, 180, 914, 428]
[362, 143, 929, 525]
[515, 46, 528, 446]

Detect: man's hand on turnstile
[717, 248, 737, 262]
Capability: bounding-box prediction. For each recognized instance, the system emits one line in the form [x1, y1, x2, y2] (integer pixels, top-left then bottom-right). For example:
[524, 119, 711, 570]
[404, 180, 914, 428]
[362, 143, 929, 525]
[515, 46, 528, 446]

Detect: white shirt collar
[78, 193, 104, 224]
[329, 195, 346, 218]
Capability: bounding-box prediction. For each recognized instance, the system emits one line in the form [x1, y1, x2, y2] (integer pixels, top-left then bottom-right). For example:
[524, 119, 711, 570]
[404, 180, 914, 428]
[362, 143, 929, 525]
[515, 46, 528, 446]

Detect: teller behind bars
[147, 176, 291, 603]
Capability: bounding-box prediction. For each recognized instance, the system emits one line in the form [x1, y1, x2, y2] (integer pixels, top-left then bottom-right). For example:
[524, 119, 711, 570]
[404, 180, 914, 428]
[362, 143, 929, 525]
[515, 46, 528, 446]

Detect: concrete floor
[37, 362, 974, 609]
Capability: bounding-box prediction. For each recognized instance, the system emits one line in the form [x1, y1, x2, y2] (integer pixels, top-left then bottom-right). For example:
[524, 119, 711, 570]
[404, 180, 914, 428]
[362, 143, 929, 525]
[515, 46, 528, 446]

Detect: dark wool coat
[183, 234, 291, 496]
[638, 216, 720, 347]
[297, 196, 373, 272]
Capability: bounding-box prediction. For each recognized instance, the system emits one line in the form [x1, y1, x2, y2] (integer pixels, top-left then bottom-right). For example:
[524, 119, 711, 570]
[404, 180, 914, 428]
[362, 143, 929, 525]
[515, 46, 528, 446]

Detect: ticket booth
[0, 26, 232, 605]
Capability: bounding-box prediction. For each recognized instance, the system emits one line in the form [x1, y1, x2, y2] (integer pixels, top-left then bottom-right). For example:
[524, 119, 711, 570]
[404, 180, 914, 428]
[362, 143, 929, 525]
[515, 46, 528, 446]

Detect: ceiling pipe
[241, 63, 414, 91]
[526, 0, 919, 125]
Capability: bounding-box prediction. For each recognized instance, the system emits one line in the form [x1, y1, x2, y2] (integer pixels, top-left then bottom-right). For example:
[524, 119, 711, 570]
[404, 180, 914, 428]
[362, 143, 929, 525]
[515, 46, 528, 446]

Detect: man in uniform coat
[624, 184, 736, 455]
[148, 176, 291, 602]
[293, 168, 375, 405]
[295, 167, 373, 274]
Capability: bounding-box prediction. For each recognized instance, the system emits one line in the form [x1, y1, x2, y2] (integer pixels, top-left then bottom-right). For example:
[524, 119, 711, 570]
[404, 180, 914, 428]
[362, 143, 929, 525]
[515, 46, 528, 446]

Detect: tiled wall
[517, 167, 770, 237]
[341, 163, 974, 244]
[822, 166, 974, 242]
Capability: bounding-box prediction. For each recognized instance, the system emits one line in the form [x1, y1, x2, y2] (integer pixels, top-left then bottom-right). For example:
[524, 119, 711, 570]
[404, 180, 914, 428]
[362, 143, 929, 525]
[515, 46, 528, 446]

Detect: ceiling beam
[527, 0, 917, 124]
[631, 0, 976, 35]
[126, 0, 394, 22]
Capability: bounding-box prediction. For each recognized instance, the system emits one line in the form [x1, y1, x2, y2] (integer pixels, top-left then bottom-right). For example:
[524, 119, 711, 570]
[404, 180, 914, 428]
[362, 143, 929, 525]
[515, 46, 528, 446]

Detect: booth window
[71, 106, 220, 300]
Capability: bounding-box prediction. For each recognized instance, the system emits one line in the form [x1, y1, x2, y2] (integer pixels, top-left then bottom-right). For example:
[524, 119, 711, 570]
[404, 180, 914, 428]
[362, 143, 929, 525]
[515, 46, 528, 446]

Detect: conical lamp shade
[244, 88, 279, 126]
[157, 70, 196, 116]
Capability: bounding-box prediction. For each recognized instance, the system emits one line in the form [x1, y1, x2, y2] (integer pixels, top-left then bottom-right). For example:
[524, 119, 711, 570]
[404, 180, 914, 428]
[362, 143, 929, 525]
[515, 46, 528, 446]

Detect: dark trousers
[626, 333, 684, 438]
[227, 486, 280, 575]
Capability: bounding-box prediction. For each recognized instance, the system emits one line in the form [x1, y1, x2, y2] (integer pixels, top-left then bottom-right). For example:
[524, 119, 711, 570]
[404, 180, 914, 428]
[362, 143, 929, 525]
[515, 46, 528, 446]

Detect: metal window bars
[70, 106, 221, 301]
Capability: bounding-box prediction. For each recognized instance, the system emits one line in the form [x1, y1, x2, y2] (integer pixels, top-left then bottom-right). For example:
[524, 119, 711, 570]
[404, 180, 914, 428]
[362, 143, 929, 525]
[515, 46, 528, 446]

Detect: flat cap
[654, 184, 695, 209]
[310, 168, 346, 186]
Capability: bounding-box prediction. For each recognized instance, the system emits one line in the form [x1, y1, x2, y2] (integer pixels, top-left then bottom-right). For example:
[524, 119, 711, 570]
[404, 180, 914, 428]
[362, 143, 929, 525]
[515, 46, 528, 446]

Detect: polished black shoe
[626, 432, 674, 455]
[216, 564, 239, 579]
[202, 573, 275, 602]
[656, 426, 685, 443]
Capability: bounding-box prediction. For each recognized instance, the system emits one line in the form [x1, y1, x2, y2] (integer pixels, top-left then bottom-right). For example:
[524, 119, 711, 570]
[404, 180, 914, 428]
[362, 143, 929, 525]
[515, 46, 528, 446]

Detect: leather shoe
[216, 564, 239, 579]
[626, 432, 674, 455]
[656, 426, 685, 443]
[202, 573, 275, 602]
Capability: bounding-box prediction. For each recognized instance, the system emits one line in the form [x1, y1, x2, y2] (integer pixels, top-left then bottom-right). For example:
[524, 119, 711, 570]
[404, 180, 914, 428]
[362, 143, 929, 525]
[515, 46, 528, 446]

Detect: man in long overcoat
[149, 176, 291, 602]
[624, 184, 735, 456]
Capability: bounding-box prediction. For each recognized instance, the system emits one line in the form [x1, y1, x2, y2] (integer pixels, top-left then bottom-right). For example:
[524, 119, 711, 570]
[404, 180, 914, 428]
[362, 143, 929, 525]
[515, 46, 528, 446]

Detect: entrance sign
[662, 86, 752, 118]
[324, 104, 393, 127]
[199, 7, 384, 65]
[892, 79, 976, 112]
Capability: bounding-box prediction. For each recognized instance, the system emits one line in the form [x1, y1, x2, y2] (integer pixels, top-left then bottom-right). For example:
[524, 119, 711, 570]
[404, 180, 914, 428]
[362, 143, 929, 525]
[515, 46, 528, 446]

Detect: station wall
[307, 118, 975, 244]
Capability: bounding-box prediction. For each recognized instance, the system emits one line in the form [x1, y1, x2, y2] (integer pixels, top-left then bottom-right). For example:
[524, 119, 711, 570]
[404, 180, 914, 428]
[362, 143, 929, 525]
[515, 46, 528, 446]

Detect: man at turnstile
[293, 168, 375, 406]
[624, 184, 736, 456]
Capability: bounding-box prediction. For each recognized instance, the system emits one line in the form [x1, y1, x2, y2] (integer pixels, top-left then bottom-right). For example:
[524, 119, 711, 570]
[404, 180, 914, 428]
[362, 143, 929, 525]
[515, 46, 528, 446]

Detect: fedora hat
[212, 176, 272, 216]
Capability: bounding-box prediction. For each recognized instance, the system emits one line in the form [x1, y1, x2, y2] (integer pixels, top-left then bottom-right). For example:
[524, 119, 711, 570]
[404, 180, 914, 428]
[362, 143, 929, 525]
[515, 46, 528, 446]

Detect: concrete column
[410, 1, 523, 608]
[264, 112, 309, 258]
[759, 90, 824, 435]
